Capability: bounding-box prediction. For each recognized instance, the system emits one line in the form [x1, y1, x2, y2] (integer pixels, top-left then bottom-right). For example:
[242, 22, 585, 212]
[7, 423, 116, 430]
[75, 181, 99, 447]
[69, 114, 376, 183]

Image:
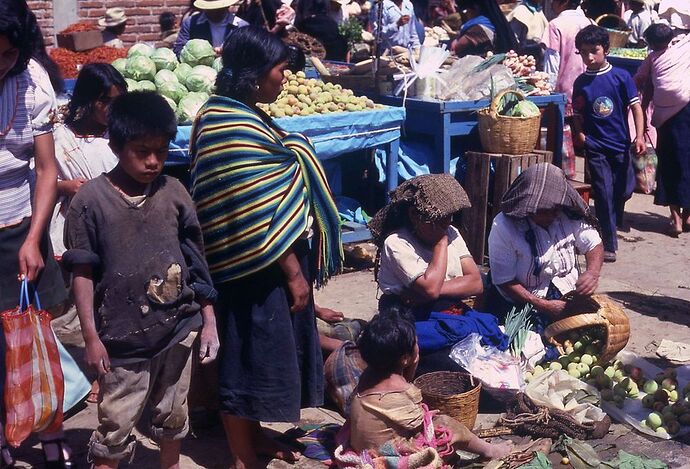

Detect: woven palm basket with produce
[413, 372, 481, 430]
[596, 14, 631, 49]
[545, 294, 630, 366]
[478, 89, 541, 154]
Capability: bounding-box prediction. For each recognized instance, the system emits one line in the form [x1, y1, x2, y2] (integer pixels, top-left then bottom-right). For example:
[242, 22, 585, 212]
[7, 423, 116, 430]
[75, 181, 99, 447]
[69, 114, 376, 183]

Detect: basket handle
[595, 14, 628, 30]
[490, 89, 526, 115]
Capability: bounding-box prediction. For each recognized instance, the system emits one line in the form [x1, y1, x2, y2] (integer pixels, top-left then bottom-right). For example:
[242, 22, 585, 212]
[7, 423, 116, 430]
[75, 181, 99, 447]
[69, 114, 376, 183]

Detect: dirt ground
[11, 188, 690, 468]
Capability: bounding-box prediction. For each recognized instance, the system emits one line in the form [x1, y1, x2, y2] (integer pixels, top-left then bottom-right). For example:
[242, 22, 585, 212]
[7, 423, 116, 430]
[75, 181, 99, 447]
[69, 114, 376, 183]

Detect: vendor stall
[373, 93, 567, 172]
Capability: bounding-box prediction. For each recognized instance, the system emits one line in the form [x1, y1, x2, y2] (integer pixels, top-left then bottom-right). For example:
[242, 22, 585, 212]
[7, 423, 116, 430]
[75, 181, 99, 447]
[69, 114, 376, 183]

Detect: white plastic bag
[436, 56, 514, 101]
[449, 333, 524, 400]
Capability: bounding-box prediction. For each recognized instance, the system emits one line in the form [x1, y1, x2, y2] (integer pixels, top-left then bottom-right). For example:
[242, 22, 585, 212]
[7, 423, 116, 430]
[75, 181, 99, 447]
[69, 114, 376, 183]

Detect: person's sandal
[41, 438, 76, 469]
[603, 251, 617, 263]
[667, 220, 682, 238]
[0, 444, 15, 468]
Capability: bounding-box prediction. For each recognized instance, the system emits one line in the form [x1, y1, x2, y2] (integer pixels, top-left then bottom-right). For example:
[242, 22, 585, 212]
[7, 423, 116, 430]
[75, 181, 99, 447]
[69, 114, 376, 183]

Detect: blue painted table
[372, 93, 567, 173]
[609, 56, 644, 77]
[169, 106, 407, 243]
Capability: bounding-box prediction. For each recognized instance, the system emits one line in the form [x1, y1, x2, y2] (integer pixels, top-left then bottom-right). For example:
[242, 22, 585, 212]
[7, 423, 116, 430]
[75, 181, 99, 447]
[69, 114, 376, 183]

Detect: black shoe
[41, 439, 76, 469]
[603, 251, 617, 263]
[0, 445, 15, 468]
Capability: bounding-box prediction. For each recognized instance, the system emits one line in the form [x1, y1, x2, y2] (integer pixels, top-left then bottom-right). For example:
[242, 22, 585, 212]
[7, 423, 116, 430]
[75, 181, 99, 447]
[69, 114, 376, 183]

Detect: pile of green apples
[257, 70, 380, 118]
[639, 369, 690, 437]
[525, 331, 606, 384]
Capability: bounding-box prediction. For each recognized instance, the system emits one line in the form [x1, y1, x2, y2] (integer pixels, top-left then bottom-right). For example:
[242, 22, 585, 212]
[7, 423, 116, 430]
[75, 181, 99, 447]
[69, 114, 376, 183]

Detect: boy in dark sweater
[63, 92, 219, 468]
[572, 25, 646, 263]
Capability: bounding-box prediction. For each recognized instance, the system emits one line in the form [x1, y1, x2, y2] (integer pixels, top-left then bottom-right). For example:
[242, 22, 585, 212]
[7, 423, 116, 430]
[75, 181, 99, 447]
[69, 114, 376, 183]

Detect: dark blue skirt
[215, 241, 324, 422]
[655, 101, 690, 208]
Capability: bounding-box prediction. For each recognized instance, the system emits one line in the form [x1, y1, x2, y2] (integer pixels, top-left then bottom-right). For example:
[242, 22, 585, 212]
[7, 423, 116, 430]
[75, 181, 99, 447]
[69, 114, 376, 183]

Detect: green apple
[578, 363, 590, 375]
[550, 362, 563, 371]
[605, 366, 616, 378]
[643, 380, 659, 395]
[614, 369, 625, 382]
[559, 356, 571, 368]
[590, 365, 604, 377]
[581, 354, 594, 366]
[524, 371, 533, 382]
[573, 341, 584, 351]
[533, 365, 545, 376]
[565, 346, 574, 355]
[646, 412, 663, 430]
[662, 378, 677, 392]
[642, 395, 656, 408]
[656, 427, 669, 438]
[668, 390, 679, 402]
[568, 368, 582, 379]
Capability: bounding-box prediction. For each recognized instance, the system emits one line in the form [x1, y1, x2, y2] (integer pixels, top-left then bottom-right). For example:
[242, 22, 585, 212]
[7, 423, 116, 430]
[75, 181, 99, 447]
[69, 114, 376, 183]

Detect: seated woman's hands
[575, 270, 599, 296]
[536, 298, 568, 318]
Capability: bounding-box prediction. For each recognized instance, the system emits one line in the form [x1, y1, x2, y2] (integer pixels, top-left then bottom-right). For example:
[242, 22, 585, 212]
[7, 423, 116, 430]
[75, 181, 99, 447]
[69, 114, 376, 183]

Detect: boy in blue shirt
[572, 25, 646, 263]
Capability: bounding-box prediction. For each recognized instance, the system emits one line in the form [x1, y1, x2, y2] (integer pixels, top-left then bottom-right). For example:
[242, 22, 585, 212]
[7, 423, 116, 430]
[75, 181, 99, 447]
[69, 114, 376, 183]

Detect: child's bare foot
[254, 433, 301, 463]
[485, 440, 514, 460]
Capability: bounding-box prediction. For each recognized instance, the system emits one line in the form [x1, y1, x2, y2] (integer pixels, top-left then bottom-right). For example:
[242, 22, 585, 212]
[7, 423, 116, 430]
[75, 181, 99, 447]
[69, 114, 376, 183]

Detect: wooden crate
[460, 150, 553, 265]
[56, 30, 103, 52]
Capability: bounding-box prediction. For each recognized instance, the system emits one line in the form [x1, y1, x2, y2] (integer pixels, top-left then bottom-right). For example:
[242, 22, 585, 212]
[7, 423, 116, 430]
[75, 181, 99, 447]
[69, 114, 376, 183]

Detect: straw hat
[194, 0, 242, 9]
[98, 8, 128, 28]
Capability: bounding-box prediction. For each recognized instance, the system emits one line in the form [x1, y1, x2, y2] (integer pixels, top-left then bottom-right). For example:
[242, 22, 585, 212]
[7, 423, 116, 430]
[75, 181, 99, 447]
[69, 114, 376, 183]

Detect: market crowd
[1, 0, 690, 467]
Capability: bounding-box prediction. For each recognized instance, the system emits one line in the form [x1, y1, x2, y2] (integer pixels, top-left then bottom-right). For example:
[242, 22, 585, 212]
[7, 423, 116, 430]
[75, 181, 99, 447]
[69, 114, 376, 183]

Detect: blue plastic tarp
[168, 106, 406, 165]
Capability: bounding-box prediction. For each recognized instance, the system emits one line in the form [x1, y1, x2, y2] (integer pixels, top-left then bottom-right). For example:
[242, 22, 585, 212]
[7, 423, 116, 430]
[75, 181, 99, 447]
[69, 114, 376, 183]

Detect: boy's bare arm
[199, 300, 219, 364]
[570, 113, 586, 150]
[630, 102, 647, 155]
[73, 264, 110, 376]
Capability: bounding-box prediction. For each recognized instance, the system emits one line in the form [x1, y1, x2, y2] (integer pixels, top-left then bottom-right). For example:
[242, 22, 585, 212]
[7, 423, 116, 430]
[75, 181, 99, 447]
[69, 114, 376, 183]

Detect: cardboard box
[56, 30, 103, 52]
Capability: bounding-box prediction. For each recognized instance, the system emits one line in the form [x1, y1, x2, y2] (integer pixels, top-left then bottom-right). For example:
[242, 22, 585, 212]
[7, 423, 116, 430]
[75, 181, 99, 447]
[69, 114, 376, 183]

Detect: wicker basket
[596, 15, 631, 49]
[544, 294, 630, 364]
[478, 90, 542, 155]
[413, 372, 481, 430]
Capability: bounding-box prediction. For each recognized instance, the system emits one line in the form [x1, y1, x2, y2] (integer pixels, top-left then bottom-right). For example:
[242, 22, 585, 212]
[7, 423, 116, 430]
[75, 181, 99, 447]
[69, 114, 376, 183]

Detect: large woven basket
[478, 89, 541, 155]
[596, 15, 631, 49]
[413, 372, 481, 430]
[544, 294, 630, 365]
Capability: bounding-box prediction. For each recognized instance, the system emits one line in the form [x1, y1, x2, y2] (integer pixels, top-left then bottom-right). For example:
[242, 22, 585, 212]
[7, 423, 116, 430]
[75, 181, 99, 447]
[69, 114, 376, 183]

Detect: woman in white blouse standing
[488, 163, 604, 320]
[0, 1, 75, 467]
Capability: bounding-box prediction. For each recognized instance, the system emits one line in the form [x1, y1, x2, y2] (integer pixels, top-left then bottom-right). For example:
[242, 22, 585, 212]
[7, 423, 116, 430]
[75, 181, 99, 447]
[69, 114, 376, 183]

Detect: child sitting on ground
[64, 91, 219, 469]
[572, 25, 646, 261]
[339, 313, 512, 461]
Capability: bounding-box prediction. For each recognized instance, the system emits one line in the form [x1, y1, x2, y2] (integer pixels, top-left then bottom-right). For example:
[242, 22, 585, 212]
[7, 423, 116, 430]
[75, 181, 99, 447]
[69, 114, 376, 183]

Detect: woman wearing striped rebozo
[190, 26, 343, 468]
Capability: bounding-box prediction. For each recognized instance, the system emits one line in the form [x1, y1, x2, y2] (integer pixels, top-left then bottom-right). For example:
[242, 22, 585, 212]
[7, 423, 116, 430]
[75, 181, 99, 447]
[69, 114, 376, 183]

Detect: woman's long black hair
[64, 63, 127, 126]
[215, 26, 289, 103]
[0, 0, 39, 77]
[457, 0, 518, 53]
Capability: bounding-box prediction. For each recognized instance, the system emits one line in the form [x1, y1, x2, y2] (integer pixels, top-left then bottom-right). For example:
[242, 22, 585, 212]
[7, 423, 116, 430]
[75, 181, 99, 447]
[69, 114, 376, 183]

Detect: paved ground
[11, 188, 690, 468]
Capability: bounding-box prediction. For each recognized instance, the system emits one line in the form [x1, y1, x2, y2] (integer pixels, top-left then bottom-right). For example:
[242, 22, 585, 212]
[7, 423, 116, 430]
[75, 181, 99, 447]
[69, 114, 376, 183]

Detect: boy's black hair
[159, 12, 177, 32]
[575, 25, 610, 50]
[216, 26, 289, 103]
[0, 0, 39, 77]
[644, 23, 673, 50]
[66, 63, 127, 126]
[358, 313, 417, 374]
[108, 91, 177, 152]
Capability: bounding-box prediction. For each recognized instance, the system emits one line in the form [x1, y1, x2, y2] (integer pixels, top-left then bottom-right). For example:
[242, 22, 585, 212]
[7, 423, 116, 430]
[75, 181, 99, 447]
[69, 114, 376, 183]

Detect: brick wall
[29, 1, 56, 47]
[29, 0, 192, 48]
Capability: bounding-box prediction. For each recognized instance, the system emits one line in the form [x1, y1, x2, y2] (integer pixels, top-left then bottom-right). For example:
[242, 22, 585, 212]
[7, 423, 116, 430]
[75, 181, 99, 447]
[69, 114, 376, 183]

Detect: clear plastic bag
[436, 56, 515, 101]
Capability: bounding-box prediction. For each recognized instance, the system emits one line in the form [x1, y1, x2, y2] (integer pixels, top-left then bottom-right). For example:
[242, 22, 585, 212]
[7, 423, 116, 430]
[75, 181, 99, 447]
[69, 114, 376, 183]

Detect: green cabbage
[137, 80, 157, 92]
[154, 69, 179, 88]
[162, 95, 177, 113]
[158, 81, 188, 103]
[125, 78, 139, 91]
[112, 58, 127, 76]
[180, 39, 215, 67]
[510, 100, 540, 118]
[212, 57, 223, 72]
[125, 56, 157, 81]
[127, 43, 155, 58]
[174, 63, 193, 82]
[185, 65, 217, 94]
[151, 47, 179, 71]
[176, 92, 209, 124]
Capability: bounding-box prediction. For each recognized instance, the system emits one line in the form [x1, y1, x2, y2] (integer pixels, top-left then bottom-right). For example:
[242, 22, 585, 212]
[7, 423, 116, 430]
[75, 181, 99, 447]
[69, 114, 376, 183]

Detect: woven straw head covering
[369, 174, 470, 243]
[500, 163, 588, 219]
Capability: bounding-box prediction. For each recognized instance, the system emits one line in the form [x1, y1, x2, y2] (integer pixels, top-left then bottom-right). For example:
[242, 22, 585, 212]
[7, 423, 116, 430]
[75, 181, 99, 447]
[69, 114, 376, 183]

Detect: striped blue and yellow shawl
[190, 95, 343, 287]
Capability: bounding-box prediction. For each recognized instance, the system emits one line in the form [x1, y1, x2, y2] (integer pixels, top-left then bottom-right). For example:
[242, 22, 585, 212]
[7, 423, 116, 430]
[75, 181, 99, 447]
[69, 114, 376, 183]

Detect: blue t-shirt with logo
[572, 63, 640, 154]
